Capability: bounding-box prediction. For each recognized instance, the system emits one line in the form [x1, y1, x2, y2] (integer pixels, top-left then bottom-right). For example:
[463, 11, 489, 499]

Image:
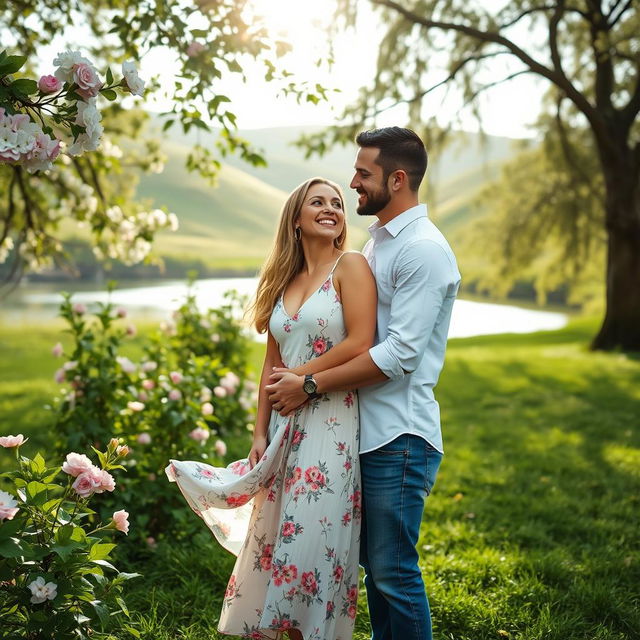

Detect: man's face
[350, 147, 391, 217]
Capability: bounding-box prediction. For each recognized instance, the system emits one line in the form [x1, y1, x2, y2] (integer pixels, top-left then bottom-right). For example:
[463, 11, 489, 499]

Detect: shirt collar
[368, 204, 427, 239]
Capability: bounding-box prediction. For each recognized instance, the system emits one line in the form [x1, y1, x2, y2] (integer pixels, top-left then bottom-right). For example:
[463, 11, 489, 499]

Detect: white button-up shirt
[359, 204, 461, 454]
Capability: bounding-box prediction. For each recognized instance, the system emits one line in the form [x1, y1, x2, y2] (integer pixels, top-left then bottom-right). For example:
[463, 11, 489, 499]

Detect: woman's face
[296, 183, 345, 244]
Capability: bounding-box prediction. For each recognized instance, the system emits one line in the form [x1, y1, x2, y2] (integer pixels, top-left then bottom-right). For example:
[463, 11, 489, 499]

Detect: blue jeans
[360, 434, 443, 640]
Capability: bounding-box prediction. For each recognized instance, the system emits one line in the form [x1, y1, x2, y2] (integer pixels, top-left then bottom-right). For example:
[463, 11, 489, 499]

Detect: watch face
[303, 379, 317, 394]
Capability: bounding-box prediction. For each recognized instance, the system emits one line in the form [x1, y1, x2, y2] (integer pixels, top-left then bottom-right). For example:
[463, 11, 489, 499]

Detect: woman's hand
[248, 435, 267, 469]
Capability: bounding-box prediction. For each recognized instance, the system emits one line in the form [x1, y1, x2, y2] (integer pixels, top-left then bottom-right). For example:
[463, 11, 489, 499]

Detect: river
[1, 277, 568, 339]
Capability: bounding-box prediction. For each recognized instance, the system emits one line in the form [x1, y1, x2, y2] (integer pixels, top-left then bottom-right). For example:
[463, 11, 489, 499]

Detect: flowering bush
[0, 49, 144, 172]
[50, 287, 256, 538]
[0, 436, 138, 639]
[158, 285, 258, 439]
[0, 49, 178, 275]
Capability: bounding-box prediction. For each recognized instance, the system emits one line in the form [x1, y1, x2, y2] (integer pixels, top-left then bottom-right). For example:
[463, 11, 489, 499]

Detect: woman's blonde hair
[249, 177, 348, 333]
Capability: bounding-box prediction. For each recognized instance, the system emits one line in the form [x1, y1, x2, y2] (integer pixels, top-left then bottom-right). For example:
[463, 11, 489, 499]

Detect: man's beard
[356, 184, 391, 216]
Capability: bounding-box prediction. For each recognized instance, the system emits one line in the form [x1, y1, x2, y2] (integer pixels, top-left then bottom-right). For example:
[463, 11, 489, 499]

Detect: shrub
[0, 436, 138, 639]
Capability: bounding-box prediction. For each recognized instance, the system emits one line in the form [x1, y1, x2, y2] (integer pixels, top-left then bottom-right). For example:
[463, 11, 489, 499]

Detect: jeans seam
[398, 440, 423, 640]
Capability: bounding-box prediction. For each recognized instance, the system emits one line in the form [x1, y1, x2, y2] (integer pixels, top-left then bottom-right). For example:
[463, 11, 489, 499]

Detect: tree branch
[608, 0, 633, 27]
[501, 4, 588, 29]
[370, 0, 601, 125]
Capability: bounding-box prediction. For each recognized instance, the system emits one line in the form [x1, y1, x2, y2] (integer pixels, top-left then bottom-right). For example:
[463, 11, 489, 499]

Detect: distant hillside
[137, 122, 527, 270]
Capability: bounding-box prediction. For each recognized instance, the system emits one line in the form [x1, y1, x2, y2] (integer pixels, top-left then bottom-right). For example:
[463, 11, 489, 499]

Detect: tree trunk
[591, 155, 640, 351]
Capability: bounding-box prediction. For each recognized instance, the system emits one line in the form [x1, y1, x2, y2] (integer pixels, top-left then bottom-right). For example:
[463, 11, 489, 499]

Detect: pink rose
[186, 42, 206, 57]
[220, 372, 239, 394]
[127, 401, 145, 412]
[201, 402, 214, 416]
[169, 371, 182, 384]
[137, 391, 148, 402]
[112, 509, 129, 534]
[214, 439, 227, 456]
[0, 434, 26, 448]
[189, 427, 209, 442]
[213, 386, 227, 398]
[146, 536, 157, 548]
[126, 324, 137, 337]
[141, 361, 157, 372]
[72, 302, 87, 315]
[115, 307, 127, 318]
[51, 342, 63, 357]
[137, 432, 151, 445]
[62, 452, 94, 477]
[72, 63, 103, 99]
[53, 368, 65, 383]
[38, 74, 62, 94]
[72, 467, 103, 497]
[168, 389, 181, 401]
[142, 379, 155, 390]
[99, 469, 116, 492]
[282, 521, 296, 537]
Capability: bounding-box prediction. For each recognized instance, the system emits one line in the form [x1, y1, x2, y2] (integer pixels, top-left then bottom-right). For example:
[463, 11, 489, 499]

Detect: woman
[167, 177, 377, 640]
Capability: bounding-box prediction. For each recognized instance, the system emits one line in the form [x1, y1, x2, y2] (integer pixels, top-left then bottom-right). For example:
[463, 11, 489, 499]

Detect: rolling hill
[136, 124, 526, 272]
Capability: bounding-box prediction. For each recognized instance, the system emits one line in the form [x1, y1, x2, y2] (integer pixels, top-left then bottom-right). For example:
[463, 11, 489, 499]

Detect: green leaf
[106, 67, 113, 85]
[90, 600, 110, 628]
[92, 559, 117, 572]
[10, 78, 38, 97]
[101, 88, 117, 101]
[116, 596, 130, 617]
[91, 447, 107, 468]
[88, 542, 116, 560]
[0, 55, 27, 75]
[25, 481, 50, 505]
[51, 541, 82, 560]
[125, 625, 141, 638]
[0, 537, 24, 558]
[32, 453, 46, 473]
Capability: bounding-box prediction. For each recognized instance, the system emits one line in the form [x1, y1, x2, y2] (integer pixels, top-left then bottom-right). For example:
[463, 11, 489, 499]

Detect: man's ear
[389, 170, 408, 192]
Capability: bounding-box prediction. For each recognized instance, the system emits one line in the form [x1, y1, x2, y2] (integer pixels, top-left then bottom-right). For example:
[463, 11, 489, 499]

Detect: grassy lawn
[1, 318, 638, 639]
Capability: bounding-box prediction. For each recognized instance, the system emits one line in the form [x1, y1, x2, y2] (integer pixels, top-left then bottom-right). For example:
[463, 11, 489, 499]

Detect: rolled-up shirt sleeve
[369, 239, 455, 380]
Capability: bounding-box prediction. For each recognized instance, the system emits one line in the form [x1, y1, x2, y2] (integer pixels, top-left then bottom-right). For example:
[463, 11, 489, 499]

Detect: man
[267, 127, 461, 640]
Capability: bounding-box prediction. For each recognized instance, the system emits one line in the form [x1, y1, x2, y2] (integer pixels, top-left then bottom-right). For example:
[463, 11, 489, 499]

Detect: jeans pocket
[424, 447, 443, 496]
[369, 435, 409, 457]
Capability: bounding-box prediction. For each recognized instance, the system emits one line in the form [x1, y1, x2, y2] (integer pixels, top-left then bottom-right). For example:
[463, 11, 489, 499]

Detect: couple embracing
[167, 126, 461, 640]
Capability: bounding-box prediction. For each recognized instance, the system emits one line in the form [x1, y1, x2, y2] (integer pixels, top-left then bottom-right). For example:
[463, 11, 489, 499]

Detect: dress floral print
[167, 255, 361, 640]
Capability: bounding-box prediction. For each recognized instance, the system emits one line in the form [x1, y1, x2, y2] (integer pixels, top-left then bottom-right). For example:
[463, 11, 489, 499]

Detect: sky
[24, 0, 546, 138]
[141, 0, 545, 138]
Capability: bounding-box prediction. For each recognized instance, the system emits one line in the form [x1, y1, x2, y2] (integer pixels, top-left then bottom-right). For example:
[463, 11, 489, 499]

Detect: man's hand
[266, 368, 308, 416]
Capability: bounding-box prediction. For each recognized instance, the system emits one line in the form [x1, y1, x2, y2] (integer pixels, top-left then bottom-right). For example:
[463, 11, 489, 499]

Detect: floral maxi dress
[166, 262, 361, 640]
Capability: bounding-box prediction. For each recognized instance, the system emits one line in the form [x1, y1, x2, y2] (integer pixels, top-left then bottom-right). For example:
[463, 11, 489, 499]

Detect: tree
[330, 0, 639, 351]
[0, 1, 320, 285]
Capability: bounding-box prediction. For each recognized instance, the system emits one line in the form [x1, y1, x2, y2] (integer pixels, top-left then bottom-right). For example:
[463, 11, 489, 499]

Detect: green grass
[2, 319, 639, 639]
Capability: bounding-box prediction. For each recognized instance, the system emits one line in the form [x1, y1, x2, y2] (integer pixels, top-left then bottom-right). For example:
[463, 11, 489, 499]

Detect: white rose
[28, 577, 58, 604]
[121, 60, 145, 97]
[53, 50, 91, 83]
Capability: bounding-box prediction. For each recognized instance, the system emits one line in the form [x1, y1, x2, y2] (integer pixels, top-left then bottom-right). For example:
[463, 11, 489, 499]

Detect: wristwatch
[302, 374, 320, 399]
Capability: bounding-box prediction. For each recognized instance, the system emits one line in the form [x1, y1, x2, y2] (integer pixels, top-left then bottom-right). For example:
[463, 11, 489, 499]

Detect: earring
[295, 227, 301, 241]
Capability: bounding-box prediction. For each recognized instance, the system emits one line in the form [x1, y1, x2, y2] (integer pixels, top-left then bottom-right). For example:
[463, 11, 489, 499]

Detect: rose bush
[50, 285, 256, 539]
[0, 436, 139, 639]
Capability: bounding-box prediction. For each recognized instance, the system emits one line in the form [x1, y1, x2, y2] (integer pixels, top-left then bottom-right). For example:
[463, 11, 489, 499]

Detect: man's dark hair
[355, 127, 428, 192]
